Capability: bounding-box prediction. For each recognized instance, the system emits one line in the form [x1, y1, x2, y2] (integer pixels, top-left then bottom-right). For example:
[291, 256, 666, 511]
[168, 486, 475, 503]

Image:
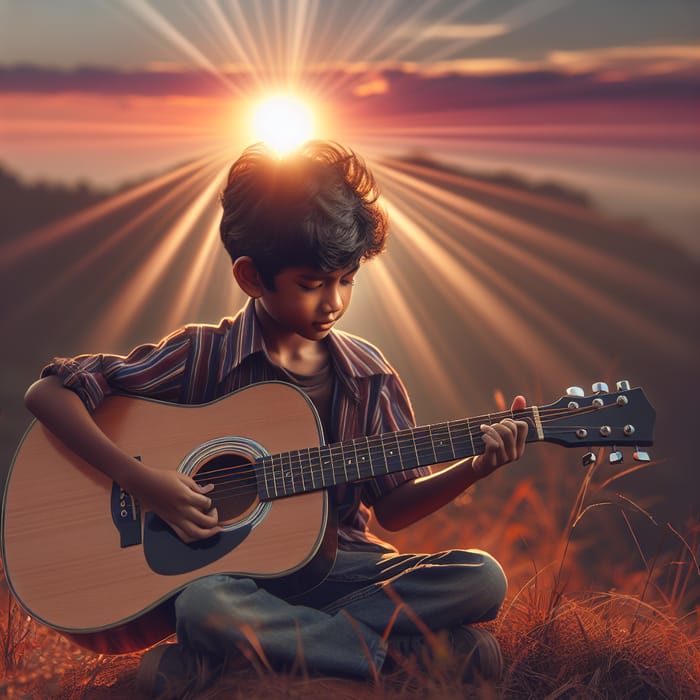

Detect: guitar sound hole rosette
[179, 437, 271, 532]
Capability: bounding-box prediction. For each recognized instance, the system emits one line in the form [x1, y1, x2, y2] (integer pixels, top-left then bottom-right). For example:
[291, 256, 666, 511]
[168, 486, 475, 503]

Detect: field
[1, 446, 698, 699]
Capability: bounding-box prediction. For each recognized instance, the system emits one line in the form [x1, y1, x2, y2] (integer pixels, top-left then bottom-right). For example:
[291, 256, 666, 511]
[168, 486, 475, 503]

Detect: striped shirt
[42, 299, 430, 552]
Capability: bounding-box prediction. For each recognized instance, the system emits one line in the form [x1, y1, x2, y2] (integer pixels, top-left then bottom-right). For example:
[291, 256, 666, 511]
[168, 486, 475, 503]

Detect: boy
[24, 141, 528, 696]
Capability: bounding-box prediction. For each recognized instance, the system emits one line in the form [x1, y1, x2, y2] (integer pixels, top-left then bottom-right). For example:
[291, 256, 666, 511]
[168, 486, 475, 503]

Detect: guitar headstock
[537, 382, 655, 456]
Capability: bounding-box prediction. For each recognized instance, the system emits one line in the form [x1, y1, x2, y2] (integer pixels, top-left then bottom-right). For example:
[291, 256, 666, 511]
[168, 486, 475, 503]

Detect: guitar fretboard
[255, 408, 537, 500]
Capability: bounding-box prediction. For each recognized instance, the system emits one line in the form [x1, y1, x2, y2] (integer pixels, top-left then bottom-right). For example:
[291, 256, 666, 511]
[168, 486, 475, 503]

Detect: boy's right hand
[133, 466, 222, 543]
[25, 377, 221, 544]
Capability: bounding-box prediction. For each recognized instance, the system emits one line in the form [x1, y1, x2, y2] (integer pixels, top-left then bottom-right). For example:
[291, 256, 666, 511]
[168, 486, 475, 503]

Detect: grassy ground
[2, 453, 698, 699]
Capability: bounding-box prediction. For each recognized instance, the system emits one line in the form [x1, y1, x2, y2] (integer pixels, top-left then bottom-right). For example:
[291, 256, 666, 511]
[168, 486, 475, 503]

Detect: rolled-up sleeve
[40, 330, 191, 412]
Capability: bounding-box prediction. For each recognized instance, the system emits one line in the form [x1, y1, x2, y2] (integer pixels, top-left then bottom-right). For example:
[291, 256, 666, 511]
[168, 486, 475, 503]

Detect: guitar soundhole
[193, 453, 258, 525]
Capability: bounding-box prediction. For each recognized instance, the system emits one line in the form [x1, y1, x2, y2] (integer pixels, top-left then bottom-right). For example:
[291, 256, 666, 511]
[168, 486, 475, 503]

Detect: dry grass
[2, 454, 698, 699]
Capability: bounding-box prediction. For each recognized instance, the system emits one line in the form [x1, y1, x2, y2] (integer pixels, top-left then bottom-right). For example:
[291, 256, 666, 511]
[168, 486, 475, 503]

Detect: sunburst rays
[2, 0, 697, 430]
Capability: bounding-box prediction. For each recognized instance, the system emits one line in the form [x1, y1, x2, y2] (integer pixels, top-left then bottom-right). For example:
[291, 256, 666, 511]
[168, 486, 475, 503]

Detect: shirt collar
[217, 298, 265, 383]
[218, 298, 394, 398]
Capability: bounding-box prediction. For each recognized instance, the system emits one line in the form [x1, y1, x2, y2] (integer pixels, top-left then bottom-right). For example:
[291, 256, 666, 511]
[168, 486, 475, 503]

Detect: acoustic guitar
[1, 380, 655, 653]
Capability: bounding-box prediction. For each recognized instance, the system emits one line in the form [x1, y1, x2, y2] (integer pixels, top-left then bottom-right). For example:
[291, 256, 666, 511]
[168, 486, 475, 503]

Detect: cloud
[417, 58, 548, 76]
[1, 43, 699, 105]
[548, 44, 700, 76]
[394, 23, 509, 40]
[352, 76, 390, 97]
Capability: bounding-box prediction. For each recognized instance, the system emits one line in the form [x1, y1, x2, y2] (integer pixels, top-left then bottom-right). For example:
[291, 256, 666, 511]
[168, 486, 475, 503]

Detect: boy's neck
[254, 300, 329, 375]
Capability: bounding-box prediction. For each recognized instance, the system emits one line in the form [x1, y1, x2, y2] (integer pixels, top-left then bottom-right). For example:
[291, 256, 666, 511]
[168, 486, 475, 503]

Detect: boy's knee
[471, 550, 507, 620]
[480, 551, 507, 601]
[446, 549, 507, 622]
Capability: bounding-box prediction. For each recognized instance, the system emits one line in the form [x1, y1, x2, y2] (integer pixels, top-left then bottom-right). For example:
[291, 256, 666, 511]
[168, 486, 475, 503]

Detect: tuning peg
[609, 450, 623, 465]
[592, 382, 609, 394]
[582, 451, 597, 467]
[633, 450, 651, 462]
[616, 380, 631, 391]
[566, 386, 585, 397]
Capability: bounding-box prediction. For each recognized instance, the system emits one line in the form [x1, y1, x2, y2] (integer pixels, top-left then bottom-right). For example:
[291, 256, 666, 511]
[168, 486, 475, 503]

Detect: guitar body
[2, 382, 335, 654]
[2, 378, 655, 655]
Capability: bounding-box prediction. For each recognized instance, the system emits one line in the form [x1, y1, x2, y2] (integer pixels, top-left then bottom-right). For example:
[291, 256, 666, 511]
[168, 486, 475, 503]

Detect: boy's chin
[304, 325, 334, 340]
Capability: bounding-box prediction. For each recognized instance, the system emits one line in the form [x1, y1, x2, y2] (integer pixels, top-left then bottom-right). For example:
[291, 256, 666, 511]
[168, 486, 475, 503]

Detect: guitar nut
[576, 429, 588, 439]
[624, 425, 635, 436]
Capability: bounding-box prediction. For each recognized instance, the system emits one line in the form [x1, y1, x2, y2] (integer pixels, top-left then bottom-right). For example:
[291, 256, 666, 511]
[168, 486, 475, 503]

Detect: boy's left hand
[471, 395, 528, 479]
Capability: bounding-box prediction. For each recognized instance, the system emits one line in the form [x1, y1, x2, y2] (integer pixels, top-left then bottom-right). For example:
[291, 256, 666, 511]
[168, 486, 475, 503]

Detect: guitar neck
[256, 406, 542, 500]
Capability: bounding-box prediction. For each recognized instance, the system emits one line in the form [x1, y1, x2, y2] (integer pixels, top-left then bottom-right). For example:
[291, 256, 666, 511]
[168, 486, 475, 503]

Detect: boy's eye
[341, 278, 355, 286]
[299, 283, 322, 291]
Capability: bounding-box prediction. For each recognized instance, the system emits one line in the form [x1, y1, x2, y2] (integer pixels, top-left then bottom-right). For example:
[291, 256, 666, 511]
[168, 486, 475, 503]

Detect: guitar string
[190, 412, 589, 492]
[174, 404, 638, 501]
[189, 401, 619, 484]
[186, 404, 633, 496]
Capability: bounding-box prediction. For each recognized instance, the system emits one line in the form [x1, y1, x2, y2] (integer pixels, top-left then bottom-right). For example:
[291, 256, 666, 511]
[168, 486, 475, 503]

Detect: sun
[251, 94, 315, 155]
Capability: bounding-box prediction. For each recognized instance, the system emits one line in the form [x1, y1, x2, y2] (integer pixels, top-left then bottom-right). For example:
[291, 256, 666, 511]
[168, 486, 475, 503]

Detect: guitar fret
[308, 447, 319, 490]
[366, 437, 375, 476]
[383, 432, 403, 473]
[413, 426, 434, 466]
[446, 422, 456, 459]
[397, 428, 419, 470]
[340, 442, 350, 483]
[288, 451, 298, 495]
[291, 450, 303, 494]
[260, 457, 271, 499]
[368, 435, 386, 475]
[410, 427, 420, 465]
[347, 438, 362, 480]
[448, 419, 470, 459]
[300, 448, 311, 491]
[328, 442, 343, 484]
[427, 424, 439, 463]
[286, 451, 295, 494]
[466, 417, 476, 456]
[432, 422, 456, 462]
[268, 457, 276, 499]
[272, 453, 281, 498]
[319, 445, 331, 487]
[354, 437, 372, 478]
[282, 451, 290, 495]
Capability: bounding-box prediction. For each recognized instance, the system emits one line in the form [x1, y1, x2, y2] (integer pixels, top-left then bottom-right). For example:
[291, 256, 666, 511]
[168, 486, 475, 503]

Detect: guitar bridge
[110, 481, 142, 548]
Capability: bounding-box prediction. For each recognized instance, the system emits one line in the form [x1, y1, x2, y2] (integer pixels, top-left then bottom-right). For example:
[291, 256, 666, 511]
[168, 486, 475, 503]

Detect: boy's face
[256, 263, 358, 341]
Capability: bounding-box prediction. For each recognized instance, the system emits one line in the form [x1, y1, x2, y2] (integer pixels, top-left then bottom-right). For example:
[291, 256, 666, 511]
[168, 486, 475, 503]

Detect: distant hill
[1, 165, 108, 238]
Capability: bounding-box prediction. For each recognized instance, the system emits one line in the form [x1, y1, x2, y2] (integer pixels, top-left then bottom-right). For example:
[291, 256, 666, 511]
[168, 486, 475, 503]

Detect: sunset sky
[1, 0, 699, 576]
[1, 0, 699, 252]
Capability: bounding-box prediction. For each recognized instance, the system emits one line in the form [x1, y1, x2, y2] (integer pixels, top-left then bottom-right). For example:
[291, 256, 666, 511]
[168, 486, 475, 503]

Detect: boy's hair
[219, 140, 388, 288]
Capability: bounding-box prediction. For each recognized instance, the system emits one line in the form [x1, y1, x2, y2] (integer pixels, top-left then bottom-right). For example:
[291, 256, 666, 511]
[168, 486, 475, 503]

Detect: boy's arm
[25, 376, 222, 543]
[373, 396, 528, 531]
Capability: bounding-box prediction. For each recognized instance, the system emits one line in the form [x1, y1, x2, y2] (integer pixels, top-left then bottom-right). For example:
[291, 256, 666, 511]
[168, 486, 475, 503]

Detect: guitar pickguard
[143, 512, 252, 576]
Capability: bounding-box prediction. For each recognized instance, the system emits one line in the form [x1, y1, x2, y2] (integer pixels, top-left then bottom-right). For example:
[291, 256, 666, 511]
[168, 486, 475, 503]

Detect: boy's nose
[321, 287, 342, 314]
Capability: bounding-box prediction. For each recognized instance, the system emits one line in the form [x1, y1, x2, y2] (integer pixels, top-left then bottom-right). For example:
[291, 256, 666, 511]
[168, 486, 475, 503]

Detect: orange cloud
[548, 44, 700, 75]
[352, 76, 390, 97]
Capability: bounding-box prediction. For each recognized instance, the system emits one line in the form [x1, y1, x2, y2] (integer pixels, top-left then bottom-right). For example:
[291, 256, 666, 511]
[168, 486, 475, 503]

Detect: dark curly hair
[219, 140, 388, 288]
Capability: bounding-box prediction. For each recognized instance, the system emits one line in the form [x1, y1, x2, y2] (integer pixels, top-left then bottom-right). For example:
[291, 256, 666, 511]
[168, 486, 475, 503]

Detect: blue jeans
[175, 549, 507, 679]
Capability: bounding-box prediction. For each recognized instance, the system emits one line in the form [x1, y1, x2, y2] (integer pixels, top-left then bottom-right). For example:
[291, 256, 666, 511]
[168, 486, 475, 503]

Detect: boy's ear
[232, 256, 265, 298]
